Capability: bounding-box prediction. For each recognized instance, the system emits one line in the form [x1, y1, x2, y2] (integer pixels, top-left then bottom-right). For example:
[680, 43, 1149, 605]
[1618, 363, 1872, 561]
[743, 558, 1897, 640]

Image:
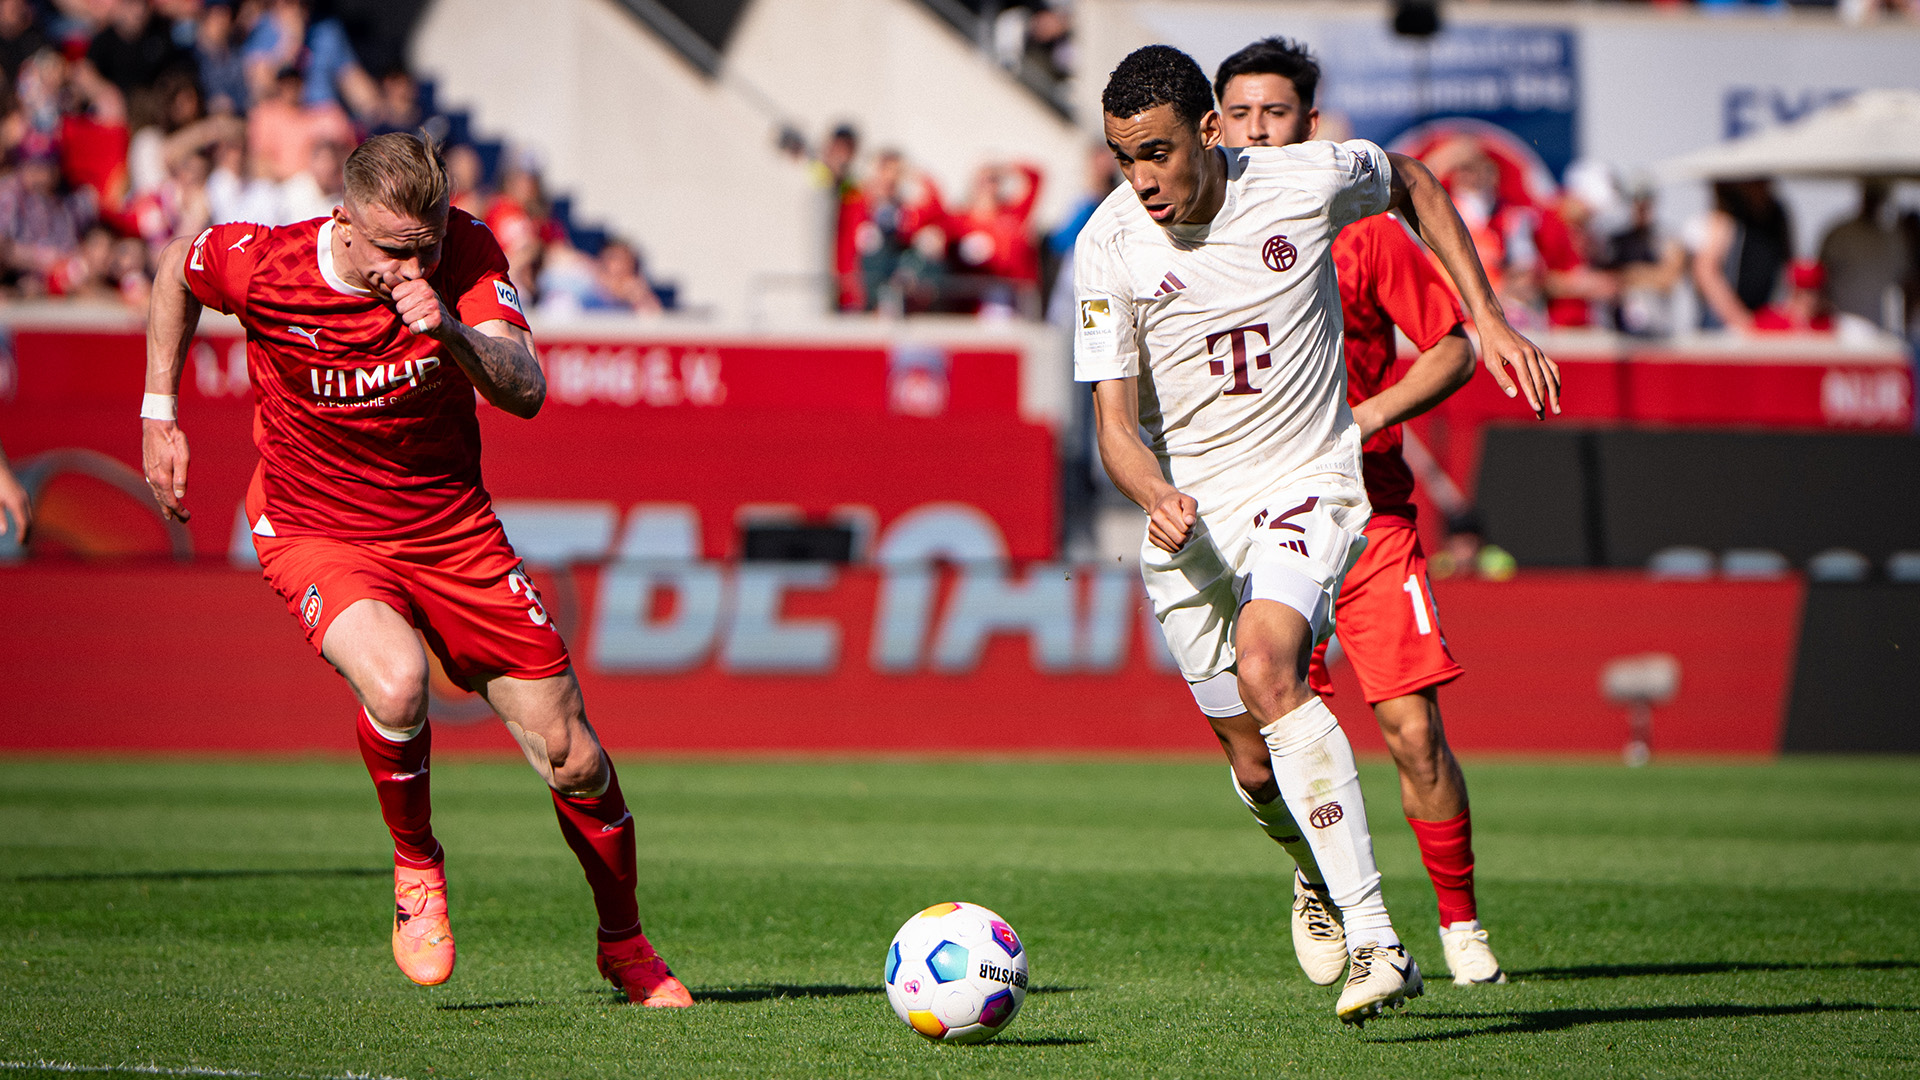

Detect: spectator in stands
[0, 135, 96, 295]
[366, 70, 424, 137]
[488, 152, 558, 304]
[84, 0, 195, 100]
[205, 129, 278, 224]
[242, 0, 377, 120]
[445, 141, 490, 217]
[1424, 134, 1542, 327]
[125, 68, 202, 198]
[952, 161, 1041, 317]
[596, 239, 664, 314]
[0, 0, 48, 89]
[194, 0, 250, 115]
[246, 63, 350, 184]
[816, 124, 864, 312]
[1044, 141, 1118, 323]
[1598, 181, 1689, 336]
[851, 149, 948, 313]
[535, 235, 662, 316]
[1819, 179, 1910, 335]
[276, 135, 344, 222]
[1534, 164, 1621, 330]
[1753, 258, 1835, 332]
[1688, 178, 1793, 332]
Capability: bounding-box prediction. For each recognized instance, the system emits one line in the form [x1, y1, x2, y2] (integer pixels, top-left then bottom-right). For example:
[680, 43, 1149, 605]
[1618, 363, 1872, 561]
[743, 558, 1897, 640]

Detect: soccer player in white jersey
[1076, 46, 1559, 1025]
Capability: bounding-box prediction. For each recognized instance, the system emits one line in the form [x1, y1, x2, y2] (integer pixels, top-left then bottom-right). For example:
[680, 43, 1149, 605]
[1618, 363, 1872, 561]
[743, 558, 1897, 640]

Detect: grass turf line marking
[0, 1062, 409, 1080]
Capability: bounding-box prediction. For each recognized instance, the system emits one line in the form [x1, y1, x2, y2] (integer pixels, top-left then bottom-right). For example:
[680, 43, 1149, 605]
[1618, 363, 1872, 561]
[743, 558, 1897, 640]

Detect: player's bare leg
[1374, 689, 1504, 985]
[323, 599, 453, 986]
[477, 670, 692, 1007]
[1233, 600, 1421, 1023]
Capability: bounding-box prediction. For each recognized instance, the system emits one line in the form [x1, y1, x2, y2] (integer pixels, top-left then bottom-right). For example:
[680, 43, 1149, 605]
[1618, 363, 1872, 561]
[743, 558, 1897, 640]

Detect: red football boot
[597, 934, 693, 1007]
[391, 861, 455, 986]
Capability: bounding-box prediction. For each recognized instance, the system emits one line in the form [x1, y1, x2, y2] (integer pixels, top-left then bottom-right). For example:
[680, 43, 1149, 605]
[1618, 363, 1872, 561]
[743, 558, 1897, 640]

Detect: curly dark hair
[1213, 36, 1321, 108]
[1101, 45, 1215, 127]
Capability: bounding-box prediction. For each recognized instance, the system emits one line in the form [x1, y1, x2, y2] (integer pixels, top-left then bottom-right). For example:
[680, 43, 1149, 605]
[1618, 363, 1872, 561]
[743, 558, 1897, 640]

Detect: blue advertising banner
[1314, 23, 1579, 182]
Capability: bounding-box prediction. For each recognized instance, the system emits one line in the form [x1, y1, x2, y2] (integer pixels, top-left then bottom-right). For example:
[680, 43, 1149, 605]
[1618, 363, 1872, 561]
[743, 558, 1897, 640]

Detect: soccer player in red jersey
[1215, 38, 1541, 986]
[138, 133, 692, 1007]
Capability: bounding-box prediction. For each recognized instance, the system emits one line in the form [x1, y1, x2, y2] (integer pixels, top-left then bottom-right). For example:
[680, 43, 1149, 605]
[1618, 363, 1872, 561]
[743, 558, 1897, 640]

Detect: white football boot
[1335, 942, 1423, 1026]
[1291, 871, 1347, 985]
[1439, 920, 1507, 985]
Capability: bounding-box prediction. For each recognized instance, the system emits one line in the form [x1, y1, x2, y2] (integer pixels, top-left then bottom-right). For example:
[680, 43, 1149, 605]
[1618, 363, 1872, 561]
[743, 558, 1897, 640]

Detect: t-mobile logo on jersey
[309, 356, 444, 403]
[1205, 323, 1272, 396]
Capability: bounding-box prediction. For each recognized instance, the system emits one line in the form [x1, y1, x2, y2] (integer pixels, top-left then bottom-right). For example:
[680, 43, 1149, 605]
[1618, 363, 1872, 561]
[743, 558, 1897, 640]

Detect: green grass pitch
[2, 755, 1917, 1078]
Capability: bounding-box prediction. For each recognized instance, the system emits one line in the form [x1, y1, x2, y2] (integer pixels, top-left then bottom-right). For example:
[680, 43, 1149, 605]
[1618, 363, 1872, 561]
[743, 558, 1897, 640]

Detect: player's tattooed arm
[141, 234, 199, 523]
[1091, 377, 1197, 553]
[391, 279, 546, 419]
[1384, 151, 1562, 419]
[1350, 327, 1474, 442]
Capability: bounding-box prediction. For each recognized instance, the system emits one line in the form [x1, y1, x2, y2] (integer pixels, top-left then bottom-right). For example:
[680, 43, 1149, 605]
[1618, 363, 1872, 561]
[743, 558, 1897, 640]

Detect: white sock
[1229, 766, 1325, 885]
[1260, 696, 1399, 952]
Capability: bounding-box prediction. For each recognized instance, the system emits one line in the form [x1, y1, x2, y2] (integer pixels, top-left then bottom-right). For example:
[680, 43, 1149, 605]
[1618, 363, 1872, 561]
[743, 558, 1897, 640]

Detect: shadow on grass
[990, 1036, 1096, 1047]
[1512, 960, 1920, 981]
[693, 985, 1085, 1005]
[1373, 1000, 1917, 1043]
[8, 867, 387, 884]
[436, 1000, 542, 1012]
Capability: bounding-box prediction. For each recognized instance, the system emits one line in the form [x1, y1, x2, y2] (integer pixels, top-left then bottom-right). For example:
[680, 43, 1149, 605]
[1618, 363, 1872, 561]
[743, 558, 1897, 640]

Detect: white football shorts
[1141, 487, 1370, 688]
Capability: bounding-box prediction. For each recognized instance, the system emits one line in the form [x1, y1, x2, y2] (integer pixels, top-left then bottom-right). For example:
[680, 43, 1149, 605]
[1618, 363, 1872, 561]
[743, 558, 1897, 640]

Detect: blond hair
[343, 132, 450, 221]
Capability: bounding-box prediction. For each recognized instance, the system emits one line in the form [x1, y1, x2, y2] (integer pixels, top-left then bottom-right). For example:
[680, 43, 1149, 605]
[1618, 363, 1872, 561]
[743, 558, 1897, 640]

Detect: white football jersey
[1073, 139, 1392, 515]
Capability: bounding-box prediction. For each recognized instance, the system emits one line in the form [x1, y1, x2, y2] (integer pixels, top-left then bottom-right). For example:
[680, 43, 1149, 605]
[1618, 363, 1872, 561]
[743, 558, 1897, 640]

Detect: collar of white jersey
[1164, 147, 1241, 245]
[316, 219, 374, 298]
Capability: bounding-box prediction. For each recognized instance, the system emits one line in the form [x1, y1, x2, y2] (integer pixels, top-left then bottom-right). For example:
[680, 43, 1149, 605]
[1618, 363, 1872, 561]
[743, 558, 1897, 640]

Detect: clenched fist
[392, 279, 453, 339]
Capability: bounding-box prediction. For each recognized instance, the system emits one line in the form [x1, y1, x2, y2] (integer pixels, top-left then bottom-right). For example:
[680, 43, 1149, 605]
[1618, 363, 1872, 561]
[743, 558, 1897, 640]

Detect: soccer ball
[883, 901, 1028, 1044]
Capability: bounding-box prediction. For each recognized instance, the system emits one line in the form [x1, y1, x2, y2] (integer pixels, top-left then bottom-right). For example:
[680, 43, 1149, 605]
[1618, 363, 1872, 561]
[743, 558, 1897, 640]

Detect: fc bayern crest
[1262, 235, 1297, 272]
[300, 584, 323, 629]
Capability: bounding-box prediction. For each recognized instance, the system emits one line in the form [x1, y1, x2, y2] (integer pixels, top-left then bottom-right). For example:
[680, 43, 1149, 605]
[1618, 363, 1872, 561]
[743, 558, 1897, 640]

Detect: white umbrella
[1662, 89, 1920, 180]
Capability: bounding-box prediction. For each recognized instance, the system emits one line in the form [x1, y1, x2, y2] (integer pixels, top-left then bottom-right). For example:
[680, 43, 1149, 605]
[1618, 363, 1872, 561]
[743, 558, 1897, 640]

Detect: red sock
[1407, 809, 1477, 926]
[355, 709, 441, 868]
[550, 758, 642, 940]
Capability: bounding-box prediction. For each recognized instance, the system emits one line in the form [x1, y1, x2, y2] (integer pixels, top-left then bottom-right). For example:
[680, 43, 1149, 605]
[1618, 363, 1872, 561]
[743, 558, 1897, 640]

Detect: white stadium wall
[412, 0, 1086, 323]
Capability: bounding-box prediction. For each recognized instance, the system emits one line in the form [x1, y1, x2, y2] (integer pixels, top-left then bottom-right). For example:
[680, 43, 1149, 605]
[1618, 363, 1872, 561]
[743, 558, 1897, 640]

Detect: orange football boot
[391, 862, 455, 986]
[597, 934, 693, 1007]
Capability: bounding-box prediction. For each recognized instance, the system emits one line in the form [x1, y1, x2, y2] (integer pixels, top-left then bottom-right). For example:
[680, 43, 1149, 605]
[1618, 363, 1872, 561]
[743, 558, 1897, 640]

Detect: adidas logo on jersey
[1153, 271, 1186, 297]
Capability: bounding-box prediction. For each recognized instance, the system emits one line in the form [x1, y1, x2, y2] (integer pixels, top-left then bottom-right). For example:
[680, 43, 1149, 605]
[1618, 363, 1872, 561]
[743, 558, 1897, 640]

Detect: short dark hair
[1102, 45, 1215, 128]
[1213, 37, 1321, 109]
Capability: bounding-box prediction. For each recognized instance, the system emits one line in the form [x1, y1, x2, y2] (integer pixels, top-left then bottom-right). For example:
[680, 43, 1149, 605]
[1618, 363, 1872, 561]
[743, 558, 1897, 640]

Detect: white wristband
[140, 393, 178, 422]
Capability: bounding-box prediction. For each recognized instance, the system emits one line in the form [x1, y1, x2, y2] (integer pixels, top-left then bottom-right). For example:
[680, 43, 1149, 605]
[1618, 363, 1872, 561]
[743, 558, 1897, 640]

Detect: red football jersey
[184, 210, 530, 540]
[1332, 213, 1466, 517]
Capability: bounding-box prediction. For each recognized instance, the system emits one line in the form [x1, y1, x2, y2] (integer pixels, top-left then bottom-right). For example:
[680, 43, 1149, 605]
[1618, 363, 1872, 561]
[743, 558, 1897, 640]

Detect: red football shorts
[1309, 513, 1463, 704]
[254, 516, 570, 690]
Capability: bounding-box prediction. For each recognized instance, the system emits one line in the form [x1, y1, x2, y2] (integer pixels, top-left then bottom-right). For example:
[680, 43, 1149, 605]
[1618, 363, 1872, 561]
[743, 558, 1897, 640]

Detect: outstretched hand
[1478, 320, 1561, 419]
[141, 419, 191, 522]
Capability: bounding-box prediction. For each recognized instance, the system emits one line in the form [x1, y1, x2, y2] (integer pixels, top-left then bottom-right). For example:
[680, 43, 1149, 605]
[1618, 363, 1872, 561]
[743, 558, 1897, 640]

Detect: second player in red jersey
[1216, 37, 1560, 990]
[141, 133, 692, 1007]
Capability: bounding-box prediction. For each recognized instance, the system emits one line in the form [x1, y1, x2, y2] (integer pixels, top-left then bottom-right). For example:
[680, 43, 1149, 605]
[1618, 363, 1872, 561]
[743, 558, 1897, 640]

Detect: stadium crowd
[0, 0, 666, 315]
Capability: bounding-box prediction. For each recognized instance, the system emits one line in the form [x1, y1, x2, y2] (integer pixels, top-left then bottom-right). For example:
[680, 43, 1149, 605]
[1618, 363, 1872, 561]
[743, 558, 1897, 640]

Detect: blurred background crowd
[0, 0, 1914, 347]
[0, 0, 669, 315]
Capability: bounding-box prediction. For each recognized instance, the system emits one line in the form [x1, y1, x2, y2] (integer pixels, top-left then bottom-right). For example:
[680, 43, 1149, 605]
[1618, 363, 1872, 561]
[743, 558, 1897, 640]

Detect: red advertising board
[0, 322, 1057, 561]
[0, 560, 1802, 758]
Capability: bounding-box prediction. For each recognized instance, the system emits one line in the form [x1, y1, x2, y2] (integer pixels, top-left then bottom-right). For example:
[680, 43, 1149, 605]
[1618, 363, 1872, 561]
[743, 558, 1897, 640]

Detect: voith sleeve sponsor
[446, 211, 533, 332]
[1071, 220, 1139, 384]
[182, 222, 265, 318]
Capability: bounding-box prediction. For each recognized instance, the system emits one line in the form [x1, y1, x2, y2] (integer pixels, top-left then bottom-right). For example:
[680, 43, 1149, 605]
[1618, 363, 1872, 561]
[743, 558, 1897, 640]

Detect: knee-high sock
[1261, 697, 1398, 950]
[550, 756, 642, 940]
[355, 708, 440, 868]
[1230, 767, 1325, 885]
[1408, 810, 1478, 926]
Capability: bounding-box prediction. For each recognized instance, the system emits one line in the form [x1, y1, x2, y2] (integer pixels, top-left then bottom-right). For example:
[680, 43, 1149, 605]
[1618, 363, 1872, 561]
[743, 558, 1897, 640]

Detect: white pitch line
[0, 1062, 410, 1080]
